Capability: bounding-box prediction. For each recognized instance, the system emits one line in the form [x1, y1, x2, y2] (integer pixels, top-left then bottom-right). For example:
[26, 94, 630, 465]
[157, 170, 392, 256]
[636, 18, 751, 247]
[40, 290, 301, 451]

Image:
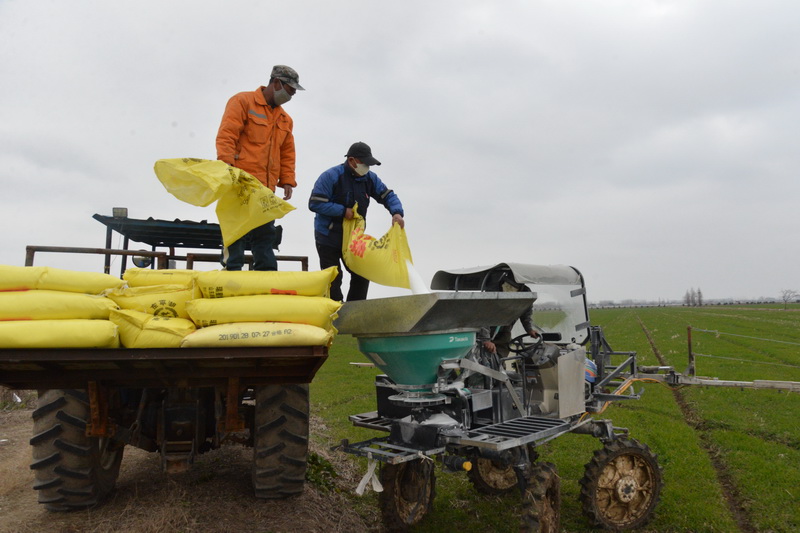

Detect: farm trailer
[0, 211, 327, 510]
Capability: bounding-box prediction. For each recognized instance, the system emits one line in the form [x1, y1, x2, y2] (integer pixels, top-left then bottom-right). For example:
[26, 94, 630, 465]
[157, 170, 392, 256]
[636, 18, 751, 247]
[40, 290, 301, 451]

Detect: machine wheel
[579, 438, 662, 530]
[29, 389, 124, 511]
[252, 384, 310, 499]
[521, 462, 560, 533]
[468, 457, 518, 495]
[379, 459, 436, 531]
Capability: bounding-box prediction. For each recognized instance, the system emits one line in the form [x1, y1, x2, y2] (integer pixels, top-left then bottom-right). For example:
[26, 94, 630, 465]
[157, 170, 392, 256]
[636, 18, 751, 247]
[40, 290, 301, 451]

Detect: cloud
[1, 0, 798, 302]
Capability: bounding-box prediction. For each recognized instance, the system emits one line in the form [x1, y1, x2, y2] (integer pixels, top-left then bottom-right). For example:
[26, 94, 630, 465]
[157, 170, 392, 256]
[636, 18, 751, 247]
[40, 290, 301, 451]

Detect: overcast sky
[1, 0, 798, 302]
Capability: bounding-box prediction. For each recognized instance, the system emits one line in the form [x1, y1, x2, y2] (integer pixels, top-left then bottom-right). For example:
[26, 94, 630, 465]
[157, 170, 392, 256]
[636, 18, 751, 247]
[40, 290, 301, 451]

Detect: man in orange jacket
[216, 64, 304, 271]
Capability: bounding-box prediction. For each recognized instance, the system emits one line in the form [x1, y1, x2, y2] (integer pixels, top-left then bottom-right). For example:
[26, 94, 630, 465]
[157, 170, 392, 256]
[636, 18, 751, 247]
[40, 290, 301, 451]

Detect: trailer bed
[0, 346, 328, 390]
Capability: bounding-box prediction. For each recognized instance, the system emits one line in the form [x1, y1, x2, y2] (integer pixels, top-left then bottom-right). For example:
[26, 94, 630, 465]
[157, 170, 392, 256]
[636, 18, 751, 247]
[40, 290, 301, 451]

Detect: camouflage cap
[270, 65, 305, 91]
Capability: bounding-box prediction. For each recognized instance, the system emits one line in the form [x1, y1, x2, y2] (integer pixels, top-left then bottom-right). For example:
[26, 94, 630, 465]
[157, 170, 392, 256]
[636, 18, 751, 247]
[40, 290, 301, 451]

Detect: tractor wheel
[468, 457, 518, 495]
[252, 384, 309, 499]
[579, 438, 662, 530]
[521, 462, 560, 533]
[379, 459, 436, 531]
[29, 389, 124, 511]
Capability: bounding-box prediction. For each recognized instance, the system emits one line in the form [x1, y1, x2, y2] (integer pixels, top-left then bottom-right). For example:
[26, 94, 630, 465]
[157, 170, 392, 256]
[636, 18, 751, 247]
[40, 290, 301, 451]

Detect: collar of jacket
[255, 86, 279, 110]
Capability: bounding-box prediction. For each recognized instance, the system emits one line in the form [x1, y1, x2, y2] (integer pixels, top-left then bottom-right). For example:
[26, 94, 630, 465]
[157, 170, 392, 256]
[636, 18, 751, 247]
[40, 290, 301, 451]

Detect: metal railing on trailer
[24, 211, 309, 273]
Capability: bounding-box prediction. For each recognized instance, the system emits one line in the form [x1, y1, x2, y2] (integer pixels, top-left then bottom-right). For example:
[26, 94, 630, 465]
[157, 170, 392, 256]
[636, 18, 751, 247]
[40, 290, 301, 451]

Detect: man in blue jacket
[308, 142, 405, 301]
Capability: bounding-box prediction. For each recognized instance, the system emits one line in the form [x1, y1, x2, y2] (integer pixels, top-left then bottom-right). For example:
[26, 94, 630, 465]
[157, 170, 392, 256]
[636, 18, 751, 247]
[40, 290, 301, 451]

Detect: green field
[310, 305, 800, 532]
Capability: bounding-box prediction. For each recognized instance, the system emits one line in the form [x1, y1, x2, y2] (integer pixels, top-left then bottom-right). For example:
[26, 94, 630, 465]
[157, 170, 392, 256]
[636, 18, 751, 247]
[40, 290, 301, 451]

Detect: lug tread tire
[579, 438, 662, 531]
[521, 462, 561, 533]
[252, 384, 309, 499]
[29, 389, 124, 512]
[379, 460, 436, 532]
[468, 457, 519, 495]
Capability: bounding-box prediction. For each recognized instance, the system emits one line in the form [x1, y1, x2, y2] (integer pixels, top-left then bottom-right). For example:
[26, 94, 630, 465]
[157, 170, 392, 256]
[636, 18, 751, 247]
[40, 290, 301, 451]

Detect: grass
[310, 306, 800, 532]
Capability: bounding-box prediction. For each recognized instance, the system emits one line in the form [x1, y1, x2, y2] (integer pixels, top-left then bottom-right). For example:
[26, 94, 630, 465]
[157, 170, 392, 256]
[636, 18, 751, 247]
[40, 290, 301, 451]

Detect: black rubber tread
[30, 451, 61, 471]
[32, 396, 67, 420]
[65, 389, 89, 404]
[379, 459, 436, 532]
[30, 424, 63, 446]
[56, 410, 88, 430]
[579, 438, 662, 530]
[467, 457, 519, 495]
[33, 477, 63, 491]
[55, 465, 91, 480]
[30, 389, 124, 512]
[521, 462, 561, 533]
[37, 494, 66, 506]
[252, 384, 310, 499]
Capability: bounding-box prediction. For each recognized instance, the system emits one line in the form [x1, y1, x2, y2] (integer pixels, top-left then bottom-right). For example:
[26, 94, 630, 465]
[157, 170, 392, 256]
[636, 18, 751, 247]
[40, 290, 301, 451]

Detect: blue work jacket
[308, 163, 404, 248]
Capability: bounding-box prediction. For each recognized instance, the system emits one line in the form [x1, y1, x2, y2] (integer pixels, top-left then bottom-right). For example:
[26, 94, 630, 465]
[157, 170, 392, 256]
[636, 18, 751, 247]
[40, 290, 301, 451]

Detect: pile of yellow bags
[120, 266, 340, 349]
[0, 265, 341, 350]
[0, 265, 124, 348]
[179, 267, 340, 348]
[108, 269, 201, 348]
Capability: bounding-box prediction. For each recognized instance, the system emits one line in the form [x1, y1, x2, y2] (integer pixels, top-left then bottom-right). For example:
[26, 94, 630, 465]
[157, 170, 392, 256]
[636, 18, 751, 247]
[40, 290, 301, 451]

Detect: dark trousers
[224, 221, 277, 271]
[316, 242, 369, 302]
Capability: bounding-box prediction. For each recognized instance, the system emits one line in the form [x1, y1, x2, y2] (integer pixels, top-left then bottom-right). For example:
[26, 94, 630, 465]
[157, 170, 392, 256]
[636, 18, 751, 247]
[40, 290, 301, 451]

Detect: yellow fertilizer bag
[185, 294, 341, 330]
[214, 170, 295, 246]
[123, 268, 198, 288]
[0, 265, 124, 294]
[0, 319, 119, 349]
[0, 265, 41, 291]
[104, 284, 198, 318]
[181, 322, 333, 348]
[110, 309, 196, 348]
[153, 158, 231, 207]
[342, 208, 413, 289]
[195, 267, 338, 298]
[0, 290, 118, 320]
[154, 158, 295, 246]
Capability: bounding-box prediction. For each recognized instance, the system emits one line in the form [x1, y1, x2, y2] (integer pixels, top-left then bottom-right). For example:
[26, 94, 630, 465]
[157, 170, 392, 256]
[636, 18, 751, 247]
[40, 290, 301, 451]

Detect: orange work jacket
[216, 87, 297, 191]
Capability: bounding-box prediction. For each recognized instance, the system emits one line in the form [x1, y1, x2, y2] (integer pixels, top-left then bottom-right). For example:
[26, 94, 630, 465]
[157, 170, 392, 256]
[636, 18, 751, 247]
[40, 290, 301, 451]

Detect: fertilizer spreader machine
[334, 263, 669, 532]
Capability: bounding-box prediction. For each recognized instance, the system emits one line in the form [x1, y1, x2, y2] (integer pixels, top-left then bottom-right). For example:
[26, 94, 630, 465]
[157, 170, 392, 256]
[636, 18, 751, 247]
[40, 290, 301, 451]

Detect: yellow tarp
[153, 158, 295, 246]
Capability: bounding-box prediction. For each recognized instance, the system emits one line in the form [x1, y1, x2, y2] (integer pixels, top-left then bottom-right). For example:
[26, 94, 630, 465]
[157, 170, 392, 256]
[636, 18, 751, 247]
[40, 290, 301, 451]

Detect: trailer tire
[521, 462, 560, 533]
[468, 457, 518, 495]
[379, 459, 436, 531]
[29, 389, 124, 511]
[252, 384, 309, 499]
[579, 438, 662, 530]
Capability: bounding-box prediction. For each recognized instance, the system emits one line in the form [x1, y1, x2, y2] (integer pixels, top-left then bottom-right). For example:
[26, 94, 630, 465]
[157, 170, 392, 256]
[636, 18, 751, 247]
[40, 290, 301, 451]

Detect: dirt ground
[0, 406, 380, 533]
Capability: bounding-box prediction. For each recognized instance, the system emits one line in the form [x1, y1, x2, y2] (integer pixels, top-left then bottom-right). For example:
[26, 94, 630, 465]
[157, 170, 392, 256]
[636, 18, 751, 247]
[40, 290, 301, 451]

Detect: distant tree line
[683, 288, 703, 307]
[680, 288, 797, 309]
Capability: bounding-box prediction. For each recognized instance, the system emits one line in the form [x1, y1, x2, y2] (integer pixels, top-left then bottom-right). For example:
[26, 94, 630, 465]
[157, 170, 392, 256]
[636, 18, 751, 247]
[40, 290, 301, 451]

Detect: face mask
[353, 162, 369, 176]
[273, 81, 292, 106]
